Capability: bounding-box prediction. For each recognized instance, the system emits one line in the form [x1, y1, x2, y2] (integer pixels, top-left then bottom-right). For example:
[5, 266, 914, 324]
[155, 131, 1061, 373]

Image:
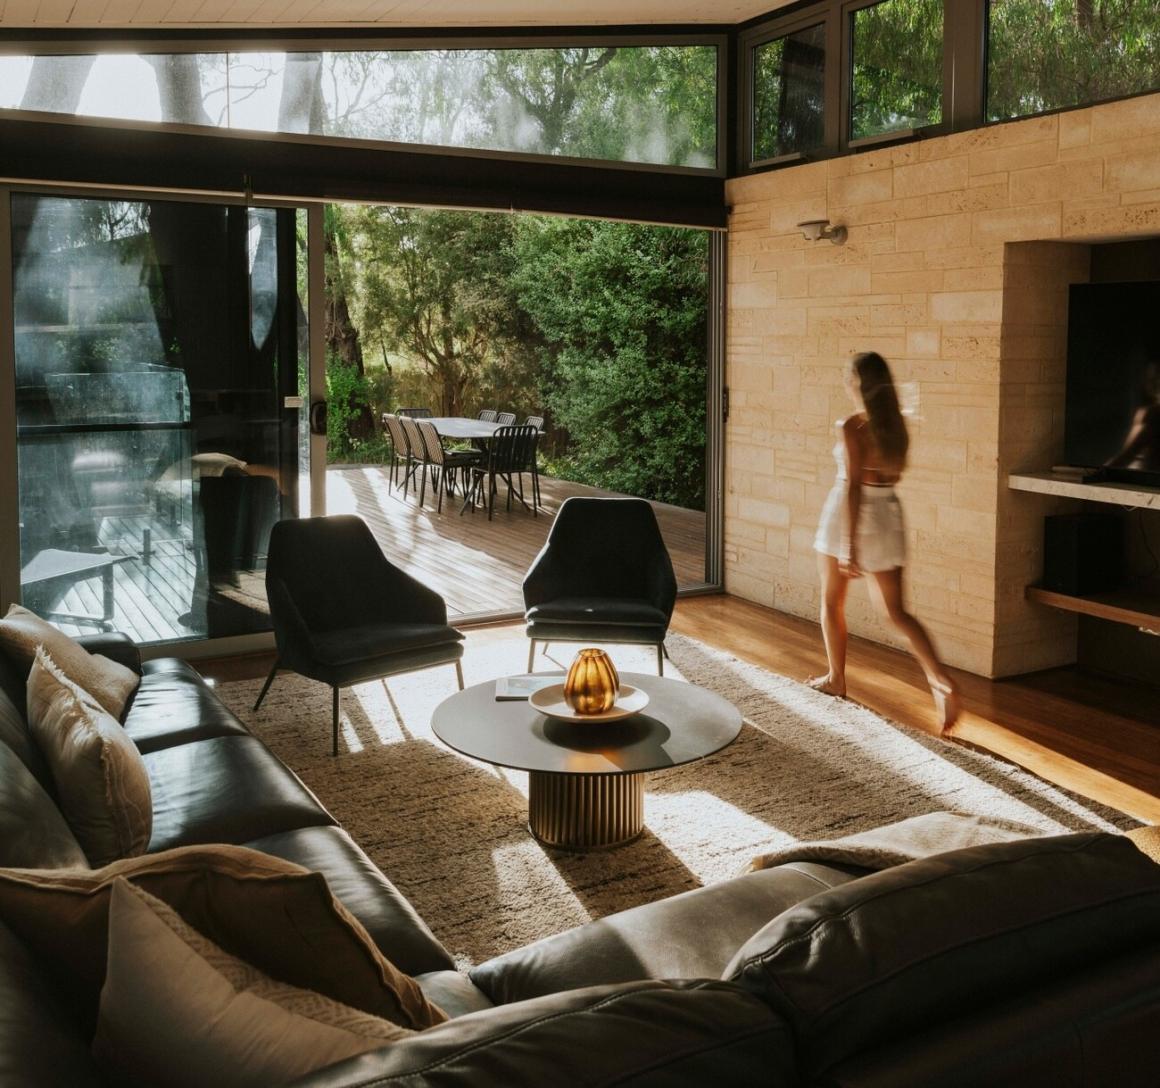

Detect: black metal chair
[522, 497, 677, 674]
[461, 424, 537, 520]
[253, 516, 465, 756]
[417, 420, 481, 512]
[399, 416, 430, 503]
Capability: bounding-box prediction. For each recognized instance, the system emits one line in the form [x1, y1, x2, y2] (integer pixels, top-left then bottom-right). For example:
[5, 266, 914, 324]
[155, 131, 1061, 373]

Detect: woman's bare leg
[809, 554, 849, 697]
[866, 568, 959, 731]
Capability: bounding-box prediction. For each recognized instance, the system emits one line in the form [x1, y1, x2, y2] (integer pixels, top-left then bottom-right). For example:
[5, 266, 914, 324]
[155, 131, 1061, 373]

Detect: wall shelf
[1025, 586, 1160, 633]
[1008, 472, 1160, 510]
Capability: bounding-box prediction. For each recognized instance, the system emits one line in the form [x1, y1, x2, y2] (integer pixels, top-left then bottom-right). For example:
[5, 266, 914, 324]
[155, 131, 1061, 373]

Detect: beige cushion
[1126, 825, 1160, 865]
[0, 604, 138, 718]
[27, 649, 152, 866]
[94, 879, 410, 1088]
[0, 843, 446, 1034]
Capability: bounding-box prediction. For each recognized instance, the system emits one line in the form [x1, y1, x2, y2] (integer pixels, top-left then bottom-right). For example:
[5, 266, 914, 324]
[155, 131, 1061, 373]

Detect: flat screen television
[1065, 282, 1160, 486]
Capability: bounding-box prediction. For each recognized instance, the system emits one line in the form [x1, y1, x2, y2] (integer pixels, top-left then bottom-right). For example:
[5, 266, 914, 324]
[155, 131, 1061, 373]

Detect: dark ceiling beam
[0, 114, 726, 229]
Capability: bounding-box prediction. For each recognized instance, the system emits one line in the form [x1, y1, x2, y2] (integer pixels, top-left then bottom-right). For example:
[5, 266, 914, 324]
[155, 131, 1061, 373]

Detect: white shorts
[814, 482, 906, 572]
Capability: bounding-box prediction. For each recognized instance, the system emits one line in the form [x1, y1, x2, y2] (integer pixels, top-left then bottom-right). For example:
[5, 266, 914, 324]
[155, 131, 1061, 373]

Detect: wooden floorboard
[327, 467, 708, 618]
[670, 595, 1160, 824]
[37, 467, 707, 643]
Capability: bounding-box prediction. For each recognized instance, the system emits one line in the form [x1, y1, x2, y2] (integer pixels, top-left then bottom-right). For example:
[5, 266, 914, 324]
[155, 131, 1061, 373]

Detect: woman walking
[809, 352, 960, 732]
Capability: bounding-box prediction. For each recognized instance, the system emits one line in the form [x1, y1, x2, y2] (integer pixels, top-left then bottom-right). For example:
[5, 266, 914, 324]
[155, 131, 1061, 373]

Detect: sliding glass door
[8, 192, 309, 644]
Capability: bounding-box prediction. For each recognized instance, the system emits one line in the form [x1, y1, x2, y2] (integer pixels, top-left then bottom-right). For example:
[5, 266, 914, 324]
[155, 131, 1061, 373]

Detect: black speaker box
[1042, 513, 1123, 596]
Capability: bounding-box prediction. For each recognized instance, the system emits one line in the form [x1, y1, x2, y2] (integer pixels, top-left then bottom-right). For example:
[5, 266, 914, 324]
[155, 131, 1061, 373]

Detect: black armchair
[253, 516, 465, 755]
[522, 498, 677, 675]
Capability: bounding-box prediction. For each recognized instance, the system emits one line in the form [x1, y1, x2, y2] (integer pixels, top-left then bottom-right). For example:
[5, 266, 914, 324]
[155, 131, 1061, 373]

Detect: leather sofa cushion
[93, 880, 414, 1088]
[525, 598, 670, 627]
[243, 825, 454, 976]
[27, 649, 152, 866]
[122, 658, 250, 754]
[0, 605, 138, 719]
[0, 685, 50, 789]
[311, 623, 464, 668]
[284, 980, 797, 1088]
[414, 971, 495, 1020]
[143, 736, 334, 853]
[0, 743, 88, 869]
[725, 832, 1160, 1078]
[0, 919, 103, 1087]
[826, 942, 1160, 1088]
[471, 861, 862, 1005]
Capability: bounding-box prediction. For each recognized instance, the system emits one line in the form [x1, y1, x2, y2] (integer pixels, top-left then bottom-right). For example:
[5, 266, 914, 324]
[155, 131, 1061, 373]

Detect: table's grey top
[426, 417, 505, 440]
[21, 549, 128, 584]
[431, 672, 742, 776]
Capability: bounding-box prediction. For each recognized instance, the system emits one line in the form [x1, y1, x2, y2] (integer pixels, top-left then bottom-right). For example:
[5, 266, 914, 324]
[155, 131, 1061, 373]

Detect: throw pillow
[1126, 825, 1160, 865]
[93, 880, 410, 1088]
[27, 649, 152, 866]
[0, 604, 138, 718]
[0, 843, 445, 1034]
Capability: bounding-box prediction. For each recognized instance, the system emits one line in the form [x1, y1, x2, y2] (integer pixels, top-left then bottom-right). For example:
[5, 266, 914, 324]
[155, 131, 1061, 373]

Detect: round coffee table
[431, 673, 742, 851]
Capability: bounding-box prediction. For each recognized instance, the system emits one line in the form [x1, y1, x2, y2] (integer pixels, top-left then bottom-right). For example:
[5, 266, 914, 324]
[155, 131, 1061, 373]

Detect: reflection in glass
[850, 0, 942, 141]
[988, 0, 1160, 122]
[1, 45, 717, 168]
[12, 195, 302, 645]
[752, 23, 826, 162]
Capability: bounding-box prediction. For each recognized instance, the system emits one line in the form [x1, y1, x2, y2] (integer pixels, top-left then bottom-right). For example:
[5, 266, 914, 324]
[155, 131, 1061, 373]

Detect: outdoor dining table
[426, 417, 506, 441]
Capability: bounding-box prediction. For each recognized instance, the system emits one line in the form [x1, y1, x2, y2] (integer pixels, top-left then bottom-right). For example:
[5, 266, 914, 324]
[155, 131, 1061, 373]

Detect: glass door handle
[283, 396, 305, 409]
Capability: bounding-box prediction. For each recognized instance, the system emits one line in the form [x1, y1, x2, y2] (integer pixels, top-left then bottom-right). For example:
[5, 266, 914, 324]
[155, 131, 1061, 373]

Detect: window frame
[741, 6, 838, 170]
[0, 30, 730, 178]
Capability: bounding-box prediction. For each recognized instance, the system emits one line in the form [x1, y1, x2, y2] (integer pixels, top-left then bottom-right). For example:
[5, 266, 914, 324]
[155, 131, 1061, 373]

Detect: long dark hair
[853, 352, 908, 470]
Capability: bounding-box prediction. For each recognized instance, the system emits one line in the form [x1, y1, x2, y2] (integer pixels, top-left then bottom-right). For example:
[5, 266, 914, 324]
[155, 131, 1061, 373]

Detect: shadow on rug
[216, 632, 1133, 968]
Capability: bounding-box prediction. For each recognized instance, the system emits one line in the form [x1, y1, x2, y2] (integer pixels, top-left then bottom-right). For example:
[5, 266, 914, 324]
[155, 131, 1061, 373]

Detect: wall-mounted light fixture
[796, 219, 847, 245]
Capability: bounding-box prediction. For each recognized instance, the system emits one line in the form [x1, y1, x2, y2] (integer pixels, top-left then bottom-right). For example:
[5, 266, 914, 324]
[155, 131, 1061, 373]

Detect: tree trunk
[21, 56, 95, 112]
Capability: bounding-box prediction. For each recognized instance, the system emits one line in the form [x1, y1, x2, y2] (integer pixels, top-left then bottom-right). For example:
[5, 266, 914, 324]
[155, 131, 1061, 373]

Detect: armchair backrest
[382, 413, 408, 457]
[495, 412, 516, 426]
[416, 421, 446, 466]
[524, 497, 677, 610]
[266, 516, 434, 635]
[478, 409, 498, 422]
[400, 417, 426, 464]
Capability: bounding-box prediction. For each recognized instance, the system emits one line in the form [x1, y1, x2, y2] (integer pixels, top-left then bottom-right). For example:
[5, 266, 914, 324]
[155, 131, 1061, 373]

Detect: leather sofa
[2, 634, 1158, 1087]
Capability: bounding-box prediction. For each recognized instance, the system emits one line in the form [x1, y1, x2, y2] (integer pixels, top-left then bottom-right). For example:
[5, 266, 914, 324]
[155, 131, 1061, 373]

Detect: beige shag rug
[215, 632, 1133, 969]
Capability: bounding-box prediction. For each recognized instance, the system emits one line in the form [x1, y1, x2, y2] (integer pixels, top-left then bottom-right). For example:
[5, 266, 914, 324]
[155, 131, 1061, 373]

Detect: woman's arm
[841, 417, 865, 577]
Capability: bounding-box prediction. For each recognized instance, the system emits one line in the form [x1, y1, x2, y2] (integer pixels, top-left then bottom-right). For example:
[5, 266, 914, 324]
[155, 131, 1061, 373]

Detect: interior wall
[724, 91, 1160, 678]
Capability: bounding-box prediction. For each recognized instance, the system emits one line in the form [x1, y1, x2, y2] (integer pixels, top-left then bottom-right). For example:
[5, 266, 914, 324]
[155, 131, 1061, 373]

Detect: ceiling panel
[0, 0, 794, 28]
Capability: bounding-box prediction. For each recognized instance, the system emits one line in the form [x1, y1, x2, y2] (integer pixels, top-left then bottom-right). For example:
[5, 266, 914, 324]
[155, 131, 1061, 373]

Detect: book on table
[495, 675, 560, 701]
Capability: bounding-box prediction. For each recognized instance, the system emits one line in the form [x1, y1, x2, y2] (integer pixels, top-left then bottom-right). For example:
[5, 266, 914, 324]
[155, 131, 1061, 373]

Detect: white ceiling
[0, 1, 793, 29]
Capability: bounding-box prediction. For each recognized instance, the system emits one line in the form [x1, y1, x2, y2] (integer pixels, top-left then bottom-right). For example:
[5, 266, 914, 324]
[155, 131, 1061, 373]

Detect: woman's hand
[840, 551, 862, 579]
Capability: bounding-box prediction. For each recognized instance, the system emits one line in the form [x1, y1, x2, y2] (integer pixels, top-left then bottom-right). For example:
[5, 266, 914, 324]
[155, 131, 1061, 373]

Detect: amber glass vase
[563, 649, 621, 715]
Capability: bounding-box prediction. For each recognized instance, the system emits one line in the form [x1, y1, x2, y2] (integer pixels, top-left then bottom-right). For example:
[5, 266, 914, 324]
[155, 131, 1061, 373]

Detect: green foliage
[511, 218, 708, 510]
[753, 25, 826, 161]
[988, 0, 1160, 121]
[851, 0, 943, 140]
[325, 354, 375, 461]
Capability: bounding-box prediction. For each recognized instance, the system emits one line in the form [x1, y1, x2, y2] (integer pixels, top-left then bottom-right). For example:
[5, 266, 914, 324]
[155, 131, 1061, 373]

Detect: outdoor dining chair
[384, 413, 420, 497]
[461, 424, 538, 520]
[417, 420, 482, 513]
[524, 415, 544, 430]
[496, 412, 517, 426]
[478, 409, 498, 422]
[397, 407, 433, 418]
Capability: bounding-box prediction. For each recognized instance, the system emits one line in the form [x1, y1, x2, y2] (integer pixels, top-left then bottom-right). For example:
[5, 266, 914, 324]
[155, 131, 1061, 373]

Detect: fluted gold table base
[528, 770, 645, 851]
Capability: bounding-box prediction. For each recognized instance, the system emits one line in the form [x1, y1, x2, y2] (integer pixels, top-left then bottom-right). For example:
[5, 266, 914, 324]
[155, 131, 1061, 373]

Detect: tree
[511, 218, 709, 509]
[353, 207, 525, 418]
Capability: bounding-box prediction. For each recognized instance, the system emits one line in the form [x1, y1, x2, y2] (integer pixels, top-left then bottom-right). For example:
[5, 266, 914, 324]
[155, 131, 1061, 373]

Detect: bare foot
[932, 683, 960, 734]
[807, 675, 846, 698]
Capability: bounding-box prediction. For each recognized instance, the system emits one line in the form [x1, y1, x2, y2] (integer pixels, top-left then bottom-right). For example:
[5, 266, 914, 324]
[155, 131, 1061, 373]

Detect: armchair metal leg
[332, 686, 340, 757]
[253, 660, 280, 712]
[527, 639, 536, 672]
[455, 660, 464, 690]
[656, 643, 664, 676]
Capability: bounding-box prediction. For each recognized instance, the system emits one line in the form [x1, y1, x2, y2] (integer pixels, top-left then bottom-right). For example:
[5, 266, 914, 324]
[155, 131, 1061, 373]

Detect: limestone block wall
[724, 92, 1160, 678]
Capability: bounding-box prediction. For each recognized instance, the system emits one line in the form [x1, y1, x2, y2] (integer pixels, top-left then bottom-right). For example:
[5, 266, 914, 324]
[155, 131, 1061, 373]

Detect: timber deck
[35, 467, 707, 645]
